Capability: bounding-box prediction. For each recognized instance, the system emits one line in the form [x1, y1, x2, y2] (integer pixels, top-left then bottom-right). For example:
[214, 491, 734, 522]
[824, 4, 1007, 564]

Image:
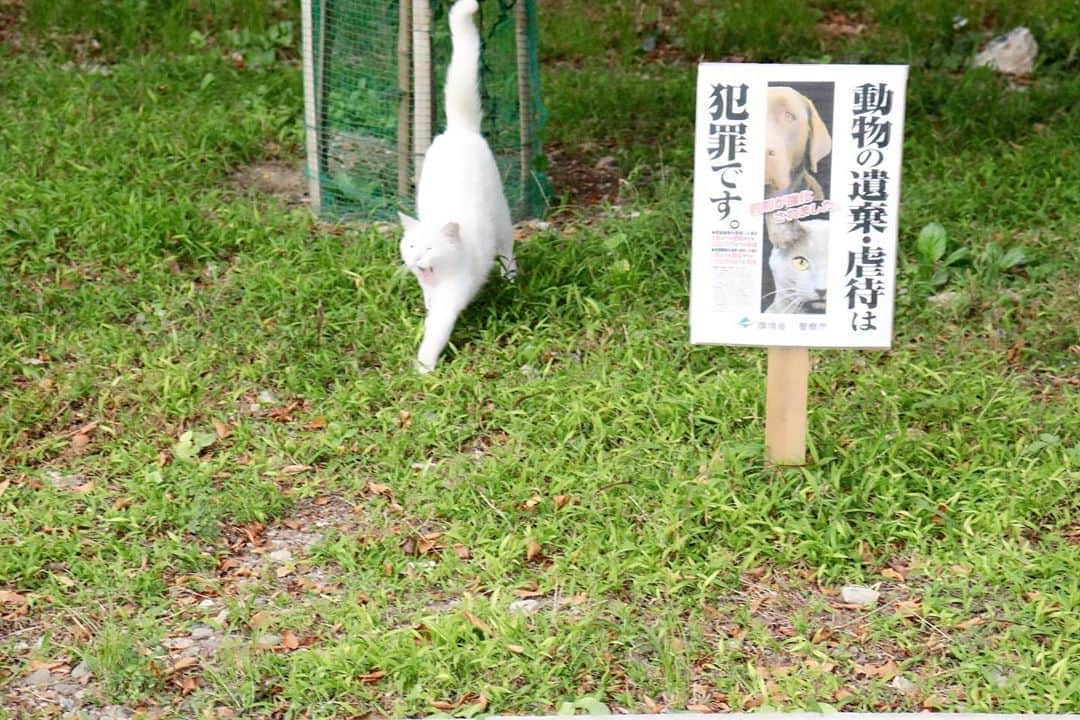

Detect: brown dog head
[765, 87, 832, 194]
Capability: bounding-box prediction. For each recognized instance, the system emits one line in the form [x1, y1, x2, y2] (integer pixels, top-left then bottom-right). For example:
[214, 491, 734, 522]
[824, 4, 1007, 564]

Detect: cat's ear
[440, 222, 461, 242]
[398, 212, 420, 232]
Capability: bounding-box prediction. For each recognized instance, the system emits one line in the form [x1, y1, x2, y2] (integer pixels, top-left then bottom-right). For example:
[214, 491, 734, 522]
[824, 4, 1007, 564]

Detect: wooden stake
[300, 0, 321, 213]
[397, 0, 412, 198]
[514, 0, 532, 218]
[764, 347, 809, 465]
[412, 0, 433, 175]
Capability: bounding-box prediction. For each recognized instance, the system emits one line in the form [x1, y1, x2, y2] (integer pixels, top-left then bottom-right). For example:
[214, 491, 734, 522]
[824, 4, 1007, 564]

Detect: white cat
[398, 0, 516, 373]
[763, 218, 829, 314]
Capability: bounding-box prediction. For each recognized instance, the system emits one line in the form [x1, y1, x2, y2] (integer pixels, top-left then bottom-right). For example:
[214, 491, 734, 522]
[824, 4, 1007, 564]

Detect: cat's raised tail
[444, 0, 483, 133]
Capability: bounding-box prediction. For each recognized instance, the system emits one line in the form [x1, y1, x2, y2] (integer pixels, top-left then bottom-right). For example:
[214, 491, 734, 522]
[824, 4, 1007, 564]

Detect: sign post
[690, 64, 908, 466]
[764, 347, 810, 465]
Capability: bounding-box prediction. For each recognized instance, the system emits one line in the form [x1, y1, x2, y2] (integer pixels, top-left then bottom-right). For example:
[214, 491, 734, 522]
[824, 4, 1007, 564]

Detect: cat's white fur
[763, 218, 829, 314]
[398, 0, 515, 373]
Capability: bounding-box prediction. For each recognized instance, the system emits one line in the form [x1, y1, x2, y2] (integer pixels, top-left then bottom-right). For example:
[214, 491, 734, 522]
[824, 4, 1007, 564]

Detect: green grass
[1, 0, 1078, 717]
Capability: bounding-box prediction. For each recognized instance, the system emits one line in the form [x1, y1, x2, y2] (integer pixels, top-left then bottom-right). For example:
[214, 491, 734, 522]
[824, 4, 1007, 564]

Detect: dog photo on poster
[690, 63, 908, 349]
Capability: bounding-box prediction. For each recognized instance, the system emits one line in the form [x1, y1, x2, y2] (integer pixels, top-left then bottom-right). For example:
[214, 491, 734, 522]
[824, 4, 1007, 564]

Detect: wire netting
[305, 0, 548, 222]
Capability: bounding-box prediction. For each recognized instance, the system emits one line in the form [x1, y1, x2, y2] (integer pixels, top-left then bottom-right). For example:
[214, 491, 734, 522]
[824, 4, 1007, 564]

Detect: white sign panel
[690, 63, 909, 348]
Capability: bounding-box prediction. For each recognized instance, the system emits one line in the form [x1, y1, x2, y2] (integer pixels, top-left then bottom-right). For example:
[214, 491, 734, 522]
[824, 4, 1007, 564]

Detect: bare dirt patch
[232, 161, 308, 205]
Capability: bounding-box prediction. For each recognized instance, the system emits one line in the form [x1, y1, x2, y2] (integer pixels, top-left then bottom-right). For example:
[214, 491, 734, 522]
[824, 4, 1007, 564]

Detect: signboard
[690, 63, 909, 349]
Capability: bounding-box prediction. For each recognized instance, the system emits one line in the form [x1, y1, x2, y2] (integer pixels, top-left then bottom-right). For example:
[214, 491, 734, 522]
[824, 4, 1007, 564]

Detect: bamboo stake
[514, 0, 532, 218]
[764, 347, 810, 465]
[397, 0, 412, 197]
[412, 0, 433, 176]
[300, 0, 321, 213]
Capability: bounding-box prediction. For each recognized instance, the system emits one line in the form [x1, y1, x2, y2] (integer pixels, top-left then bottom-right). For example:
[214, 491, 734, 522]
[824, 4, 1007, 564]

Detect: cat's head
[767, 218, 829, 314]
[398, 213, 465, 285]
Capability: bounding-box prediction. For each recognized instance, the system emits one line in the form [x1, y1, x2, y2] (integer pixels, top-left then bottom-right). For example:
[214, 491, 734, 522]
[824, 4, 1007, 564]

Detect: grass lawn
[1, 0, 1077, 717]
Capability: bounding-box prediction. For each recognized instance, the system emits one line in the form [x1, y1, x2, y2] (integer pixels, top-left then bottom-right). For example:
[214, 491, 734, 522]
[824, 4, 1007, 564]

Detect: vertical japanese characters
[845, 83, 897, 333]
[707, 83, 749, 222]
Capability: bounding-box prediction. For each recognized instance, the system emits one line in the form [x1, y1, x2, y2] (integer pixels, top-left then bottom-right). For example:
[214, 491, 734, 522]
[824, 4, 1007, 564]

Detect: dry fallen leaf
[513, 581, 543, 598]
[275, 565, 293, 578]
[686, 704, 714, 713]
[553, 494, 571, 509]
[306, 416, 327, 430]
[881, 567, 905, 581]
[507, 643, 525, 654]
[281, 629, 300, 650]
[0, 590, 27, 605]
[525, 538, 542, 562]
[895, 598, 922, 617]
[0, 479, 9, 498]
[462, 610, 493, 636]
[834, 688, 854, 702]
[853, 659, 898, 679]
[397, 410, 412, 429]
[367, 482, 393, 498]
[452, 544, 473, 560]
[212, 419, 231, 439]
[167, 657, 199, 675]
[280, 464, 312, 475]
[357, 670, 385, 684]
[955, 616, 985, 630]
[249, 611, 272, 628]
[73, 480, 95, 494]
[521, 496, 542, 512]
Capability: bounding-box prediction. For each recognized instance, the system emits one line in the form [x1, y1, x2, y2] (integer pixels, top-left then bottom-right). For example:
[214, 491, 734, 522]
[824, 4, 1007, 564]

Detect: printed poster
[690, 63, 909, 348]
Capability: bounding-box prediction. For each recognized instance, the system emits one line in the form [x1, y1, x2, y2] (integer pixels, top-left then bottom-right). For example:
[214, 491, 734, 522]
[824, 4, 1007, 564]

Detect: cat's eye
[791, 256, 810, 271]
[783, 111, 796, 122]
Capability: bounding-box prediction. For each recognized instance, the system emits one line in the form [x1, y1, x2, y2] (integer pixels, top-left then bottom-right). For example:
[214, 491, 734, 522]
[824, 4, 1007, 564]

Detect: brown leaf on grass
[513, 581, 543, 598]
[811, 626, 832, 643]
[249, 611, 272, 628]
[357, 670, 385, 684]
[853, 659, 898, 679]
[366, 481, 393, 498]
[212, 419, 231, 439]
[686, 705, 715, 713]
[1006, 339, 1026, 366]
[0, 590, 27, 605]
[805, 659, 836, 673]
[519, 496, 542, 512]
[895, 598, 922, 617]
[306, 416, 327, 430]
[452, 544, 473, 560]
[462, 610, 494, 637]
[881, 567, 905, 581]
[281, 630, 300, 650]
[112, 497, 134, 511]
[553, 494, 572, 509]
[922, 695, 947, 710]
[275, 565, 293, 578]
[73, 480, 95, 494]
[642, 695, 663, 713]
[525, 538, 542, 562]
[174, 673, 199, 696]
[167, 657, 199, 675]
[955, 616, 985, 630]
[0, 479, 9, 498]
[834, 688, 854, 702]
[397, 410, 412, 429]
[507, 643, 525, 654]
[280, 464, 312, 475]
[71, 433, 91, 452]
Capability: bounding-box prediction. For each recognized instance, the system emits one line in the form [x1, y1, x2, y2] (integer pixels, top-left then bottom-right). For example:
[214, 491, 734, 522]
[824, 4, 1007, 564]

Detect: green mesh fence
[302, 0, 548, 222]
